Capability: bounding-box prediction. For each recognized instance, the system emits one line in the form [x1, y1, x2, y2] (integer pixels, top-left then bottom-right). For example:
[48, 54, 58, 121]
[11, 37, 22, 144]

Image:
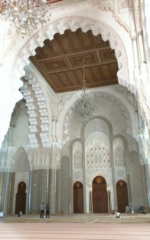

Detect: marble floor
[0, 214, 150, 239]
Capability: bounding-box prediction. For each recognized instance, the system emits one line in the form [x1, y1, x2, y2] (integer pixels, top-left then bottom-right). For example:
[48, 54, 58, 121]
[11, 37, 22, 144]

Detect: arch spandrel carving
[63, 92, 132, 145]
[88, 171, 111, 189]
[73, 141, 82, 170]
[84, 119, 109, 140]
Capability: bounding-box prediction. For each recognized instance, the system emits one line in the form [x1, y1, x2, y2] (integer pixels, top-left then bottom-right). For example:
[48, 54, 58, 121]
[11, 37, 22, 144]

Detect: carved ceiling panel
[30, 29, 118, 93]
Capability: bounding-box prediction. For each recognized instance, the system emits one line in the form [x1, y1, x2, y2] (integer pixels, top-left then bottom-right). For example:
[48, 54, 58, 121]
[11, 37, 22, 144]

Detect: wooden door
[15, 182, 26, 214]
[116, 180, 129, 213]
[92, 176, 108, 213]
[73, 182, 84, 213]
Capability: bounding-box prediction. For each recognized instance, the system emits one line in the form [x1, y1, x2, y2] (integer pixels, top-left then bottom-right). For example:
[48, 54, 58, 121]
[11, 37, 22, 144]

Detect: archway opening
[15, 182, 26, 214]
[116, 180, 129, 213]
[29, 28, 119, 93]
[73, 181, 84, 213]
[92, 176, 108, 213]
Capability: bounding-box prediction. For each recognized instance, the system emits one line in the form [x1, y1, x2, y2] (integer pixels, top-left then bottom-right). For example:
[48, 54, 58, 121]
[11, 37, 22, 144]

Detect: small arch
[116, 180, 129, 213]
[88, 172, 111, 188]
[73, 182, 84, 213]
[15, 182, 26, 214]
[92, 176, 108, 213]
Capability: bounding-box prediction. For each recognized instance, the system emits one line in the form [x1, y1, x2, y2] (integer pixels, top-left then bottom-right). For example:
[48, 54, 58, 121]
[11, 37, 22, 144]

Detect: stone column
[37, 169, 47, 214]
[107, 190, 111, 213]
[82, 140, 87, 213]
[29, 169, 48, 214]
[48, 169, 56, 214]
[140, 165, 149, 212]
[27, 170, 32, 214]
[8, 172, 15, 214]
[89, 191, 92, 213]
[0, 173, 4, 211]
[144, 163, 150, 209]
[1, 172, 11, 214]
[110, 140, 117, 211]
[127, 174, 132, 204]
[55, 169, 60, 214]
[30, 170, 38, 214]
[70, 143, 73, 213]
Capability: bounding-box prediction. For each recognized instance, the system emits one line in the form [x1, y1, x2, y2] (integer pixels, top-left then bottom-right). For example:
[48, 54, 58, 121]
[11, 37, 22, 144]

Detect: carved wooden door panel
[92, 176, 108, 213]
[117, 180, 129, 213]
[15, 182, 26, 214]
[73, 182, 84, 213]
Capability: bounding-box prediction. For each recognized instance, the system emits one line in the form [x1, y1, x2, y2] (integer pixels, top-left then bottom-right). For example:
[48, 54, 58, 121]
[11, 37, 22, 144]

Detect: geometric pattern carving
[129, 151, 144, 210]
[84, 119, 109, 140]
[28, 148, 50, 170]
[73, 142, 82, 169]
[21, 72, 51, 148]
[63, 92, 132, 144]
[93, 93, 132, 136]
[73, 170, 83, 183]
[115, 166, 126, 183]
[13, 147, 30, 173]
[60, 156, 69, 213]
[0, 147, 16, 172]
[113, 138, 125, 166]
[85, 133, 110, 169]
[64, 109, 82, 142]
[87, 169, 112, 188]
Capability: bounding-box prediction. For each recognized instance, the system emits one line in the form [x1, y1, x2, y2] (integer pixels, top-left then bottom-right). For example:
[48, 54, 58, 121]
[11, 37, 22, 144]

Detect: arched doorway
[116, 180, 129, 213]
[73, 182, 84, 213]
[92, 176, 108, 213]
[15, 182, 26, 214]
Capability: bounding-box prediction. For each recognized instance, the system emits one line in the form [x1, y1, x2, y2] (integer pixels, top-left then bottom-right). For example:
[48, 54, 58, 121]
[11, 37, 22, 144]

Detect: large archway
[14, 16, 129, 91]
[92, 176, 108, 213]
[0, 14, 131, 147]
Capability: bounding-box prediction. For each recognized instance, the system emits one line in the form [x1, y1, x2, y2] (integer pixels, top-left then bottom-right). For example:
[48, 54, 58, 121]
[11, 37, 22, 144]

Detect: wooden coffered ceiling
[30, 29, 118, 93]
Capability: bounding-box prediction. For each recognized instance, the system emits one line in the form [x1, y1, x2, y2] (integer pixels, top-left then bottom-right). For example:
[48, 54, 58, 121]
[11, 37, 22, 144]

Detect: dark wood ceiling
[30, 29, 118, 93]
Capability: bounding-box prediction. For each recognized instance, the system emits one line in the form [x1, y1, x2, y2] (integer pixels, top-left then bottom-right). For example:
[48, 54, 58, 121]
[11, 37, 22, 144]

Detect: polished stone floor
[0, 214, 150, 239]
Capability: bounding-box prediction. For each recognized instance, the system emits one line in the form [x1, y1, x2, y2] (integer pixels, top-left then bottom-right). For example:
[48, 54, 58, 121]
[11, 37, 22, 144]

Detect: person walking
[40, 203, 44, 218]
[46, 203, 50, 218]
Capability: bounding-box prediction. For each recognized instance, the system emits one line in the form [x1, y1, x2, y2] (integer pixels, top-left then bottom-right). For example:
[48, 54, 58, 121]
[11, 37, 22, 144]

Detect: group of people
[40, 203, 50, 218]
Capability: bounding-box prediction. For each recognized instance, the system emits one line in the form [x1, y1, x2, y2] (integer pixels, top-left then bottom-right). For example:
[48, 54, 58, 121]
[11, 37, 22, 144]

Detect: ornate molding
[63, 91, 132, 145]
[21, 72, 51, 148]
[138, 135, 150, 165]
[137, 79, 150, 129]
[134, 0, 142, 33]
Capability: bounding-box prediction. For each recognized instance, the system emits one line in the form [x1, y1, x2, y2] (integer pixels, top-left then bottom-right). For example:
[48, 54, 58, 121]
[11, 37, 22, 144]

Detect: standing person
[40, 203, 44, 218]
[46, 203, 50, 218]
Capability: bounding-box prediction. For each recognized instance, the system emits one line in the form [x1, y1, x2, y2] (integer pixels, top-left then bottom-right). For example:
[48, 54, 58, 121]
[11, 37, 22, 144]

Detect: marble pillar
[56, 169, 60, 213]
[27, 170, 32, 214]
[140, 165, 149, 212]
[82, 141, 87, 213]
[48, 169, 56, 214]
[8, 173, 15, 214]
[30, 169, 47, 214]
[0, 172, 4, 211]
[144, 163, 150, 209]
[1, 172, 15, 214]
[37, 169, 47, 213]
[30, 170, 38, 214]
[127, 174, 132, 204]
